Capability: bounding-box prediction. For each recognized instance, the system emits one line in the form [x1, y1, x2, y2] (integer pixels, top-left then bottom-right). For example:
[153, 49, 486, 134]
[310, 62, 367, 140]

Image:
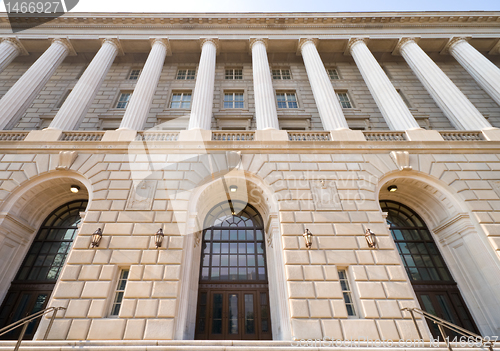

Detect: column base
[405, 129, 444, 141]
[102, 129, 137, 142]
[481, 127, 500, 141]
[254, 129, 288, 141]
[24, 129, 63, 142]
[178, 129, 212, 142]
[330, 130, 366, 141]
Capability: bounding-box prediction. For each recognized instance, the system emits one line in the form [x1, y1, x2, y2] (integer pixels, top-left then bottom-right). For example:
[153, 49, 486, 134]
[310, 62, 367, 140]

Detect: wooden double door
[195, 284, 272, 340]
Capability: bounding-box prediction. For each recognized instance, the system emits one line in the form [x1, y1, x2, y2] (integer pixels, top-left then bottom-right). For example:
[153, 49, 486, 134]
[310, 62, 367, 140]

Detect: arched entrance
[0, 200, 88, 340]
[380, 200, 479, 337]
[195, 201, 272, 340]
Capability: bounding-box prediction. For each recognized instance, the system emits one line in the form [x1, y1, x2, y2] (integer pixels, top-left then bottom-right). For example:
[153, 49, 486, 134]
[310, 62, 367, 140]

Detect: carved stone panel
[126, 180, 157, 210]
[311, 180, 342, 210]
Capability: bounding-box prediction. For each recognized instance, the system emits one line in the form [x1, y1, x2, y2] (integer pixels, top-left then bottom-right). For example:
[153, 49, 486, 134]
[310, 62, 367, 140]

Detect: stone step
[0, 340, 497, 351]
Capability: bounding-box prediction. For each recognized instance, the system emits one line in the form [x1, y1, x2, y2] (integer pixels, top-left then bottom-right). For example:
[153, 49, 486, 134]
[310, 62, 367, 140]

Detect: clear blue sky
[1, 0, 499, 13]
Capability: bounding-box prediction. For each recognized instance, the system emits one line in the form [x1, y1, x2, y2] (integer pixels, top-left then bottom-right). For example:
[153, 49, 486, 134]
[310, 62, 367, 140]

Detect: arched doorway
[195, 201, 272, 340]
[380, 200, 480, 337]
[0, 200, 88, 340]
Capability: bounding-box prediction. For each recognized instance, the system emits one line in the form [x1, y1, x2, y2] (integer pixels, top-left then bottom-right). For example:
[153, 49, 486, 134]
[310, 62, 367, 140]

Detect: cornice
[2, 12, 500, 31]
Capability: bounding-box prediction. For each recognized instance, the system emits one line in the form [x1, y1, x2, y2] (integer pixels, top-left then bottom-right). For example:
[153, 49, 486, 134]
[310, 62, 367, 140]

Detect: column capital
[249, 38, 268, 52]
[200, 38, 219, 54]
[488, 39, 500, 55]
[51, 37, 76, 56]
[345, 37, 368, 55]
[392, 37, 420, 56]
[441, 36, 471, 55]
[100, 37, 124, 56]
[297, 38, 319, 54]
[150, 37, 171, 56]
[2, 37, 28, 56]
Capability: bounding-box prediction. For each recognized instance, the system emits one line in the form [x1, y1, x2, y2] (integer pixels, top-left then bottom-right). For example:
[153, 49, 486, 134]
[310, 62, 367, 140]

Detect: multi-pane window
[338, 269, 357, 316]
[327, 68, 340, 80]
[116, 92, 132, 109]
[337, 92, 353, 108]
[170, 92, 192, 108]
[176, 69, 196, 80]
[56, 89, 72, 108]
[224, 92, 244, 108]
[110, 269, 129, 316]
[225, 68, 243, 80]
[276, 92, 298, 108]
[128, 69, 141, 80]
[272, 69, 291, 80]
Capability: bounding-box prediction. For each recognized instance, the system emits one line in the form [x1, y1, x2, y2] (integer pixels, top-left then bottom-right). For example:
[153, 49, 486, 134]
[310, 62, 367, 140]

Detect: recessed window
[272, 69, 291, 80]
[327, 68, 340, 80]
[338, 269, 357, 317]
[276, 92, 298, 109]
[176, 69, 196, 80]
[110, 269, 129, 316]
[397, 89, 411, 108]
[225, 68, 242, 80]
[170, 92, 192, 109]
[224, 92, 244, 109]
[56, 89, 72, 108]
[128, 69, 142, 80]
[337, 92, 353, 108]
[115, 92, 132, 109]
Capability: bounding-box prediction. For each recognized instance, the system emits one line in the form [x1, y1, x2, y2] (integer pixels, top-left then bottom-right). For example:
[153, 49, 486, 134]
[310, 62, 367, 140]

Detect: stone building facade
[0, 11, 499, 347]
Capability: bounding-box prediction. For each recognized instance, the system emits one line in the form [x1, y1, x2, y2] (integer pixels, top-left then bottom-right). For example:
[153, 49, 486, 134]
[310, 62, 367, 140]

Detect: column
[188, 38, 217, 130]
[251, 38, 279, 130]
[0, 38, 26, 73]
[348, 38, 420, 131]
[397, 38, 491, 131]
[48, 38, 121, 131]
[448, 37, 500, 107]
[0, 38, 73, 130]
[119, 38, 169, 131]
[300, 38, 349, 130]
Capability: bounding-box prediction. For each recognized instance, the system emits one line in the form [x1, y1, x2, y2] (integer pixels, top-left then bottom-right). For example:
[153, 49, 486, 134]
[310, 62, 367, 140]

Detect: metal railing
[402, 307, 494, 351]
[0, 306, 65, 351]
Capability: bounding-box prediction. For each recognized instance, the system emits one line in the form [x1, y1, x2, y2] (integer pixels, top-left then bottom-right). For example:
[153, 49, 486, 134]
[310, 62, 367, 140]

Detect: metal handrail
[402, 307, 494, 351]
[0, 306, 66, 351]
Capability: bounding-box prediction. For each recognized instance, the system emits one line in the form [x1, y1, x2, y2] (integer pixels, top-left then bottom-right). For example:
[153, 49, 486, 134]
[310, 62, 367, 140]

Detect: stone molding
[1, 37, 28, 56]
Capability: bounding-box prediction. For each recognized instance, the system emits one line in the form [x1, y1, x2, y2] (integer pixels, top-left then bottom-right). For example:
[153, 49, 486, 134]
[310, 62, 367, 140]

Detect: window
[128, 69, 141, 80]
[397, 89, 411, 108]
[338, 269, 357, 316]
[224, 92, 244, 108]
[327, 68, 340, 80]
[116, 92, 132, 109]
[170, 92, 192, 109]
[110, 269, 129, 316]
[56, 89, 72, 108]
[337, 92, 353, 108]
[225, 68, 242, 80]
[176, 69, 196, 80]
[276, 92, 298, 109]
[272, 69, 291, 80]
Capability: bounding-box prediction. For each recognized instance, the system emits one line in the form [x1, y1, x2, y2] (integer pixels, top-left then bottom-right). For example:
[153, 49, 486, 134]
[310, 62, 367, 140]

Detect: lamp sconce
[365, 228, 377, 249]
[303, 229, 313, 249]
[155, 228, 164, 249]
[91, 228, 103, 248]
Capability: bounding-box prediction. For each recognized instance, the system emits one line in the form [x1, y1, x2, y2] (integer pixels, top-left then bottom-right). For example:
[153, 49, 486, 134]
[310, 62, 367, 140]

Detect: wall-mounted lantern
[91, 228, 102, 248]
[365, 228, 377, 248]
[303, 229, 313, 249]
[155, 228, 164, 249]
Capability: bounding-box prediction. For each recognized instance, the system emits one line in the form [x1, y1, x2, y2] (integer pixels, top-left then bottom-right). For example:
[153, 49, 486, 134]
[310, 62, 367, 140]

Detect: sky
[0, 0, 499, 13]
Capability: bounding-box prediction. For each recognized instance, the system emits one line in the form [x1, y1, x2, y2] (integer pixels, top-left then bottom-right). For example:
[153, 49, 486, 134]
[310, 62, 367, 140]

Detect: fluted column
[251, 38, 279, 130]
[398, 38, 491, 131]
[0, 38, 73, 130]
[349, 38, 420, 131]
[48, 38, 121, 131]
[119, 38, 169, 131]
[188, 38, 217, 130]
[0, 38, 26, 73]
[447, 37, 500, 107]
